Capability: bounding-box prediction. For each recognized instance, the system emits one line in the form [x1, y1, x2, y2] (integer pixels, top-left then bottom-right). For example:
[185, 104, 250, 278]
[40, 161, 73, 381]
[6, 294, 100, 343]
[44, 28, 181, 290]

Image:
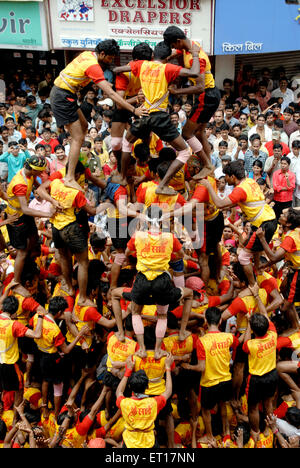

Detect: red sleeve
[144, 169, 152, 181]
[164, 63, 182, 83]
[188, 56, 206, 74]
[274, 401, 289, 419]
[114, 186, 128, 203]
[231, 336, 239, 361]
[219, 279, 230, 294]
[221, 251, 230, 267]
[127, 235, 136, 252]
[171, 306, 183, 319]
[242, 340, 250, 354]
[172, 236, 182, 253]
[228, 186, 247, 204]
[191, 185, 209, 203]
[281, 236, 297, 253]
[227, 297, 248, 316]
[85, 167, 92, 179]
[85, 64, 105, 84]
[154, 395, 167, 413]
[192, 333, 200, 349]
[53, 331, 65, 348]
[73, 191, 87, 209]
[12, 184, 27, 197]
[260, 277, 278, 295]
[176, 194, 186, 207]
[129, 60, 144, 77]
[208, 296, 221, 307]
[12, 321, 29, 338]
[102, 164, 112, 176]
[116, 395, 125, 408]
[106, 331, 114, 344]
[196, 339, 206, 361]
[156, 139, 164, 153]
[49, 170, 63, 181]
[268, 321, 277, 333]
[22, 297, 40, 313]
[136, 184, 147, 204]
[277, 336, 292, 351]
[76, 414, 94, 436]
[41, 245, 50, 256]
[83, 307, 102, 323]
[115, 73, 130, 91]
[39, 267, 50, 281]
[48, 262, 62, 277]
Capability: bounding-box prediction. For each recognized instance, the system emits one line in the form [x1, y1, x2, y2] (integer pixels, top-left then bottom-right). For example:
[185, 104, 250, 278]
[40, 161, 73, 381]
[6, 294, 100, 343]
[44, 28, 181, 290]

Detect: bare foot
[60, 280, 74, 297]
[193, 166, 215, 180]
[179, 330, 191, 341]
[154, 348, 168, 360]
[135, 347, 147, 359]
[155, 185, 177, 196]
[115, 331, 125, 342]
[77, 297, 95, 307]
[13, 284, 30, 297]
[64, 177, 84, 192]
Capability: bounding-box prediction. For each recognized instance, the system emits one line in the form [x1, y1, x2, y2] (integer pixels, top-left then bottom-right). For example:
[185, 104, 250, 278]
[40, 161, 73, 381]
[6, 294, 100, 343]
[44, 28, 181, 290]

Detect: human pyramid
[0, 25, 299, 449]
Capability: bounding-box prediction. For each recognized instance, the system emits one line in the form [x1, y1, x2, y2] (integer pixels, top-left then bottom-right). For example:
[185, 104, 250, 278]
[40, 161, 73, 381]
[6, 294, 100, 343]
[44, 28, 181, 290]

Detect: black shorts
[200, 379, 232, 410]
[131, 272, 182, 306]
[246, 369, 278, 406]
[130, 111, 179, 143]
[52, 221, 88, 254]
[234, 341, 248, 364]
[173, 366, 201, 397]
[69, 345, 99, 369]
[18, 336, 37, 356]
[201, 211, 224, 254]
[285, 270, 300, 304]
[50, 85, 79, 128]
[107, 217, 137, 251]
[154, 395, 173, 419]
[0, 362, 23, 392]
[6, 215, 38, 250]
[244, 218, 277, 252]
[190, 87, 221, 124]
[38, 351, 64, 384]
[112, 108, 133, 124]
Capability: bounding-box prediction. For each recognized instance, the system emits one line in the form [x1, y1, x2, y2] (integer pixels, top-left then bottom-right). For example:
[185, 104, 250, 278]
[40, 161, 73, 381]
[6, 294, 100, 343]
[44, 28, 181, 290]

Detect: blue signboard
[214, 0, 300, 55]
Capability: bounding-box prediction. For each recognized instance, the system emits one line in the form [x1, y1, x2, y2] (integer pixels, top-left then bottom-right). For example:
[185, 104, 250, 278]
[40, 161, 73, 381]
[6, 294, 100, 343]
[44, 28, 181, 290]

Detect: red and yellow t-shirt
[54, 51, 105, 94]
[242, 321, 277, 376]
[197, 331, 239, 387]
[116, 394, 166, 448]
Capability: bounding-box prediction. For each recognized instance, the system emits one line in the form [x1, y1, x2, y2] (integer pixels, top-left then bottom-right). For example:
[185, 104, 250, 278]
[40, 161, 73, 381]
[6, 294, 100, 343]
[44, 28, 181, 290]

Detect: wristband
[273, 428, 279, 435]
[125, 367, 133, 378]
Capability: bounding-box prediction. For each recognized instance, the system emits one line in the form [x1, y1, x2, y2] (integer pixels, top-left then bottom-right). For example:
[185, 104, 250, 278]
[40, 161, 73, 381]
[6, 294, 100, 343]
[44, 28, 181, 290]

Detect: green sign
[0, 1, 42, 47]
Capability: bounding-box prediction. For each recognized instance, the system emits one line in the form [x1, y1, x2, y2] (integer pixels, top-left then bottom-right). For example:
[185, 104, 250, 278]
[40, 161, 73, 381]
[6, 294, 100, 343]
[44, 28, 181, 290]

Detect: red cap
[185, 276, 205, 294]
[88, 438, 106, 448]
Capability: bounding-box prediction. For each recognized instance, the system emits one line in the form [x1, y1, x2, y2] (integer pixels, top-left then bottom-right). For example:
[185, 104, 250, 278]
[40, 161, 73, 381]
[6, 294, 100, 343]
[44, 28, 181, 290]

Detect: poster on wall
[0, 1, 49, 50]
[57, 0, 94, 21]
[49, 0, 214, 53]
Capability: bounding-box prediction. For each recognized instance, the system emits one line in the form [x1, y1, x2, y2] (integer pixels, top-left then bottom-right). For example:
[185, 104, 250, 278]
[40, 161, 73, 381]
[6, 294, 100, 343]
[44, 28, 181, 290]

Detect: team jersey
[130, 60, 182, 113]
[116, 394, 166, 448]
[66, 296, 102, 349]
[136, 180, 186, 213]
[280, 228, 300, 269]
[197, 331, 238, 387]
[31, 313, 65, 354]
[6, 169, 34, 216]
[243, 321, 277, 376]
[0, 315, 28, 364]
[54, 51, 105, 94]
[227, 289, 268, 335]
[171, 296, 221, 319]
[115, 70, 141, 98]
[229, 178, 275, 227]
[192, 177, 220, 221]
[106, 332, 137, 372]
[95, 410, 125, 441]
[134, 350, 175, 396]
[7, 292, 40, 326]
[178, 41, 215, 88]
[49, 178, 87, 230]
[163, 332, 199, 357]
[127, 231, 182, 281]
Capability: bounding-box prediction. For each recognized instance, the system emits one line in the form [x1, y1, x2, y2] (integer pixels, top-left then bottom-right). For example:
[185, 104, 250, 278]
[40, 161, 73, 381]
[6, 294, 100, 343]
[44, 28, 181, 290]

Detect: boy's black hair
[205, 307, 222, 326]
[95, 39, 120, 57]
[286, 407, 300, 428]
[153, 41, 171, 60]
[249, 314, 269, 337]
[128, 370, 149, 394]
[134, 142, 150, 162]
[48, 296, 68, 317]
[163, 26, 186, 46]
[2, 296, 19, 315]
[132, 42, 153, 61]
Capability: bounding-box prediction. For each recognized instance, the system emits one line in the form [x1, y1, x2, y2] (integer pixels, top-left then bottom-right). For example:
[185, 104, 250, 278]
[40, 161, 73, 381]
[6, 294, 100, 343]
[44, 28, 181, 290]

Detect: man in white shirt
[290, 123, 300, 150]
[26, 126, 42, 155]
[271, 77, 294, 112]
[213, 123, 237, 159]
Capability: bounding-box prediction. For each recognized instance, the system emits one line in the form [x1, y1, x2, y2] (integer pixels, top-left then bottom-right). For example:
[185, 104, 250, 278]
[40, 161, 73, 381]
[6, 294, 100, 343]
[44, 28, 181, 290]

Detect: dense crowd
[0, 26, 299, 449]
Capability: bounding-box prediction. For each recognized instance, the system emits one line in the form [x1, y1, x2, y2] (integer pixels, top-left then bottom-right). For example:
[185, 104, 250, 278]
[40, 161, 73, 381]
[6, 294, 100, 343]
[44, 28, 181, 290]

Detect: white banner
[49, 0, 213, 53]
